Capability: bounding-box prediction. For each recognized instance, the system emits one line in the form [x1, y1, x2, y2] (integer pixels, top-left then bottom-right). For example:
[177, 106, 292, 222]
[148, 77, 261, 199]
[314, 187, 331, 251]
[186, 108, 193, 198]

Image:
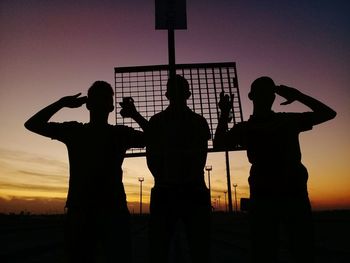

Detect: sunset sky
[1, 0, 349, 213]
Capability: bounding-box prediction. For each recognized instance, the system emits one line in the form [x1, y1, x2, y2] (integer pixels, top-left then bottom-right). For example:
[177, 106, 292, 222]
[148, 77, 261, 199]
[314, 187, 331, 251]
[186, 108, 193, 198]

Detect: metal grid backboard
[115, 62, 243, 157]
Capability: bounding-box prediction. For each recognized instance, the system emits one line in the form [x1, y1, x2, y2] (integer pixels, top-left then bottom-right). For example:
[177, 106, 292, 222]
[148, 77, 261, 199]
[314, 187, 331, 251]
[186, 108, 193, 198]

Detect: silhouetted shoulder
[44, 121, 83, 141]
[192, 111, 211, 140]
[148, 111, 163, 123]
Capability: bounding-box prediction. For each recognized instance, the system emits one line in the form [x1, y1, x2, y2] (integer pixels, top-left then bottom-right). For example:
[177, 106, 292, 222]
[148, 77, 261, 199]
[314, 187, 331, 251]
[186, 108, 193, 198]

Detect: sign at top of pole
[155, 0, 187, 30]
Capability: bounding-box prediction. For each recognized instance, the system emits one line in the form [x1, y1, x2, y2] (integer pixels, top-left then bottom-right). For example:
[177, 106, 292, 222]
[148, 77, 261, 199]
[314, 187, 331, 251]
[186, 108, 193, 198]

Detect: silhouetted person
[24, 81, 144, 263]
[214, 76, 336, 263]
[121, 75, 212, 263]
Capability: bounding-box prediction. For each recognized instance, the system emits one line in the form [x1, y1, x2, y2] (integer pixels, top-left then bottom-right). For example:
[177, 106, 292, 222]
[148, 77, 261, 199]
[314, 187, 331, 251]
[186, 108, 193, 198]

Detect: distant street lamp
[233, 184, 238, 213]
[205, 165, 213, 205]
[224, 191, 227, 212]
[218, 195, 221, 211]
[138, 177, 144, 215]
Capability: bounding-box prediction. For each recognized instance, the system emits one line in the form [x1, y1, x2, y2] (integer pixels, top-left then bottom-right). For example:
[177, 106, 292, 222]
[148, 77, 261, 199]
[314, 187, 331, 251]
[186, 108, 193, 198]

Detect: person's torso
[237, 113, 310, 196]
[146, 107, 210, 186]
[64, 123, 128, 208]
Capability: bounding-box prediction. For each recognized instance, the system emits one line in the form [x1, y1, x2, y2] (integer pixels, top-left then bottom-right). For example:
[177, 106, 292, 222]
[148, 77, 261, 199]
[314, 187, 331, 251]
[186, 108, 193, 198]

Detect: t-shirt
[146, 106, 211, 187]
[42, 121, 144, 209]
[227, 112, 313, 197]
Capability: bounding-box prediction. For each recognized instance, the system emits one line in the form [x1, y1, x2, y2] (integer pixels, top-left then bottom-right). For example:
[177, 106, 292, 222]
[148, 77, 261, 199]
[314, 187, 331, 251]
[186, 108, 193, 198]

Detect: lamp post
[138, 177, 144, 215]
[224, 191, 227, 212]
[233, 184, 238, 213]
[205, 165, 212, 206]
[218, 195, 221, 211]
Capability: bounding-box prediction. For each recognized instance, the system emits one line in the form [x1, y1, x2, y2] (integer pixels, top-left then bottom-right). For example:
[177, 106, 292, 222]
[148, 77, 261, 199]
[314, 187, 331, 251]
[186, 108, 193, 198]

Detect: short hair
[249, 76, 275, 99]
[166, 75, 191, 99]
[88, 81, 114, 98]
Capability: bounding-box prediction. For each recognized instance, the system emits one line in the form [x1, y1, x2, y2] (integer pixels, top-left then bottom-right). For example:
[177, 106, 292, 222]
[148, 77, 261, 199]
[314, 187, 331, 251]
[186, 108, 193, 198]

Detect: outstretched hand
[218, 91, 234, 122]
[275, 85, 301, 105]
[59, 93, 87, 108]
[119, 97, 137, 118]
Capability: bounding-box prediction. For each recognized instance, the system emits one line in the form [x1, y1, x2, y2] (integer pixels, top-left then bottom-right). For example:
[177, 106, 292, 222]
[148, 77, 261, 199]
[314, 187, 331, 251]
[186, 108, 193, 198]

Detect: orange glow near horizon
[1, 1, 349, 214]
[1, 150, 349, 214]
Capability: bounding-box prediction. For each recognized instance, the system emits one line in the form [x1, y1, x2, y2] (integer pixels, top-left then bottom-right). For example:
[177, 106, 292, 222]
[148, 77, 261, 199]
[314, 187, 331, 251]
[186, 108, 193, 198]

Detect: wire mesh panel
[115, 62, 243, 157]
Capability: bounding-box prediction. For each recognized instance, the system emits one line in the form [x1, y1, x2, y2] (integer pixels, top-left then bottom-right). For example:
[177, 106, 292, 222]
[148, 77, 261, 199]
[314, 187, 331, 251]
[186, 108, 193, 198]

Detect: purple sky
[0, 0, 349, 212]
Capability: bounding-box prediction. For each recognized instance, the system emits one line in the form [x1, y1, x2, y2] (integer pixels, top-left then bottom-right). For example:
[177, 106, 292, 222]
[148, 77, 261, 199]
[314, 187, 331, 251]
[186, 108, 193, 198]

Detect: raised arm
[24, 93, 87, 136]
[119, 97, 149, 131]
[275, 85, 337, 125]
[213, 92, 233, 150]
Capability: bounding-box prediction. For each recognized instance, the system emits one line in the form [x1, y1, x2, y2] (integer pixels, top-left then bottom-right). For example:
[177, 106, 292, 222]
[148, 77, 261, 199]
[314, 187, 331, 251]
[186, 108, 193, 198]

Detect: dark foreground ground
[1, 211, 349, 263]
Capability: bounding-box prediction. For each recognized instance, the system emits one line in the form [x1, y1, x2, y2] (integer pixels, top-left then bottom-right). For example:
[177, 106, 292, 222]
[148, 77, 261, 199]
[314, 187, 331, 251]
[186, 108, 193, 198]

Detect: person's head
[86, 81, 114, 114]
[165, 75, 191, 105]
[248, 76, 276, 110]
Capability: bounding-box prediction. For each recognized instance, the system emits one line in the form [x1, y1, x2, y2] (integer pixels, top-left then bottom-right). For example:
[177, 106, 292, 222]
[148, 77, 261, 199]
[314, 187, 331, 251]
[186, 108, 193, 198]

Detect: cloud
[0, 148, 70, 206]
[0, 196, 66, 214]
[0, 181, 67, 193]
[0, 147, 68, 170]
[16, 169, 68, 184]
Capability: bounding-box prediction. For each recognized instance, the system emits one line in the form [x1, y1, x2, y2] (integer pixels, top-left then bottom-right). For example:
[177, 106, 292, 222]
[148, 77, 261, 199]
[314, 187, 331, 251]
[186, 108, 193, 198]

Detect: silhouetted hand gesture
[218, 91, 234, 122]
[119, 97, 137, 118]
[59, 93, 87, 108]
[275, 85, 301, 105]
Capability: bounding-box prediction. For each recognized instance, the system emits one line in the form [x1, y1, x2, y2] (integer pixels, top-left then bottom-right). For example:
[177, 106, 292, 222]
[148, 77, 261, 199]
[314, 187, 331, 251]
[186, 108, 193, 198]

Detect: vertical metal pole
[140, 180, 143, 214]
[207, 170, 211, 201]
[233, 184, 238, 212]
[224, 191, 227, 212]
[225, 151, 233, 213]
[205, 165, 212, 208]
[138, 177, 144, 215]
[168, 28, 176, 79]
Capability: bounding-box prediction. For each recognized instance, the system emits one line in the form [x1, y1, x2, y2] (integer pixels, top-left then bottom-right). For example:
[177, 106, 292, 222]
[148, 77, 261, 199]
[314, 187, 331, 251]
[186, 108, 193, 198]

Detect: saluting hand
[59, 93, 87, 108]
[275, 85, 301, 105]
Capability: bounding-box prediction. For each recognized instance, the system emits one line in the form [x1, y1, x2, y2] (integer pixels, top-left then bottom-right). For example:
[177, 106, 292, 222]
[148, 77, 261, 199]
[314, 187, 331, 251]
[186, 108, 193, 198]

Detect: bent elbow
[24, 119, 39, 133]
[324, 109, 337, 122]
[329, 109, 337, 120]
[24, 120, 32, 131]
